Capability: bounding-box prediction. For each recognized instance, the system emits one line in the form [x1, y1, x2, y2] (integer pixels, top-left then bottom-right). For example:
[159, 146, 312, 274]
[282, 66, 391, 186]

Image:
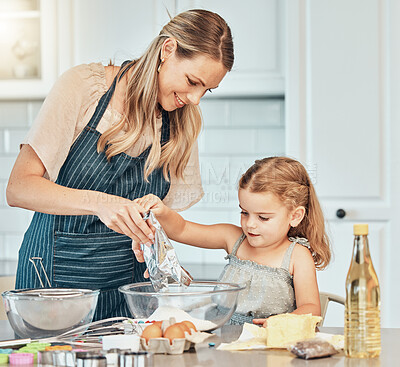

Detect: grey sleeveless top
[219, 234, 311, 325]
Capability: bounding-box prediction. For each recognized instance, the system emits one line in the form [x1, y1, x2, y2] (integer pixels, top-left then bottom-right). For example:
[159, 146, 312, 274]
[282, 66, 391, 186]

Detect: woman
[6, 9, 234, 320]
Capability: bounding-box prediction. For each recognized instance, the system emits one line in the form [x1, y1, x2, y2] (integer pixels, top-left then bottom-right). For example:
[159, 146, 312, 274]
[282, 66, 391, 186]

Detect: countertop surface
[0, 321, 396, 366]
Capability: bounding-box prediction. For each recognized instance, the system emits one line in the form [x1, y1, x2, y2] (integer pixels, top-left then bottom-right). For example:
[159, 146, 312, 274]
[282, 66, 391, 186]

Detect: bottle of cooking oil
[344, 224, 381, 358]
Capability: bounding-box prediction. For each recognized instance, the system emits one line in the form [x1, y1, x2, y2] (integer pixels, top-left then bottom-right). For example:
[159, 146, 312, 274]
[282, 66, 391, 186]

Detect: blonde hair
[239, 157, 331, 270]
[98, 9, 234, 180]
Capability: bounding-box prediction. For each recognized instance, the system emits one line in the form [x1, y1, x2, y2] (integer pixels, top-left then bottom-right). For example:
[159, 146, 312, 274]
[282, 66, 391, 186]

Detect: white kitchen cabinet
[0, 0, 57, 99]
[286, 0, 399, 327]
[176, 0, 285, 96]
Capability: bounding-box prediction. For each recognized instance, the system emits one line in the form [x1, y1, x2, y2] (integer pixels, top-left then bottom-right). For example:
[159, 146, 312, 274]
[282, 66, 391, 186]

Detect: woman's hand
[253, 318, 268, 328]
[94, 196, 155, 263]
[95, 196, 154, 241]
[130, 194, 167, 263]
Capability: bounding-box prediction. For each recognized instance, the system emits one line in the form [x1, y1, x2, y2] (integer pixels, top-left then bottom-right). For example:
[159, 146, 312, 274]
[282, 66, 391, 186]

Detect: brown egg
[176, 322, 191, 334]
[141, 324, 162, 342]
[163, 324, 185, 344]
[181, 320, 197, 332]
[152, 321, 163, 328]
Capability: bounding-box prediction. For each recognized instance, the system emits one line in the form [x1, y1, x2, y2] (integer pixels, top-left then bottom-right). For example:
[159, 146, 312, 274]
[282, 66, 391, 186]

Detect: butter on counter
[266, 313, 322, 348]
[217, 313, 324, 351]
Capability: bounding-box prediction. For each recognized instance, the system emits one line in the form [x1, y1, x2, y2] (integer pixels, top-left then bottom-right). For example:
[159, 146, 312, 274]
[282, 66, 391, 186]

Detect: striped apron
[15, 62, 171, 320]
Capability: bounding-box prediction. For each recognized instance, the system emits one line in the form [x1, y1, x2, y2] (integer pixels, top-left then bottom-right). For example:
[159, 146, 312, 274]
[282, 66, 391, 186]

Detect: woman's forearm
[6, 174, 121, 216]
[6, 143, 131, 217]
[7, 174, 154, 245]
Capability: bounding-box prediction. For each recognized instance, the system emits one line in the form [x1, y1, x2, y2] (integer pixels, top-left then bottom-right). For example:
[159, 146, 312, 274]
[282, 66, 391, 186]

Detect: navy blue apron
[15, 62, 171, 320]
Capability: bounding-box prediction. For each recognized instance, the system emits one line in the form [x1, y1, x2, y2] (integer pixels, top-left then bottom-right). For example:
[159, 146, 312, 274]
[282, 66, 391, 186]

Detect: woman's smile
[174, 92, 186, 108]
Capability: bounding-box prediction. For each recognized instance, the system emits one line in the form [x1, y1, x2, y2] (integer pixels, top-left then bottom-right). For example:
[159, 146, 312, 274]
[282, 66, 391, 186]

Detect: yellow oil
[344, 227, 381, 358]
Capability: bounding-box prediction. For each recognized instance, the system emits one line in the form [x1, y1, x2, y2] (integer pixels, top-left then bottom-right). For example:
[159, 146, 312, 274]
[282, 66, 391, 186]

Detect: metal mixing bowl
[119, 281, 246, 331]
[2, 288, 99, 338]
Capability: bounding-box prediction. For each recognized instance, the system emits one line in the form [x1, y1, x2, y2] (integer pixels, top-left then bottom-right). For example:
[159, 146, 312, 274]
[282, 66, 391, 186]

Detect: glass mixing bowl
[119, 281, 246, 331]
[2, 288, 99, 338]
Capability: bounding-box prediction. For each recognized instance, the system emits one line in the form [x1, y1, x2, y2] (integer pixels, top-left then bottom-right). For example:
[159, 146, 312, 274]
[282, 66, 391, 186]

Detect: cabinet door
[0, 0, 57, 99]
[67, 0, 174, 68]
[176, 0, 285, 96]
[286, 0, 396, 327]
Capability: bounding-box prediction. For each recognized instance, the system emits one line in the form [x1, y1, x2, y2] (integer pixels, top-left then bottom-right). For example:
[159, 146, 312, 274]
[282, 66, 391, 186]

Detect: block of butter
[266, 313, 322, 348]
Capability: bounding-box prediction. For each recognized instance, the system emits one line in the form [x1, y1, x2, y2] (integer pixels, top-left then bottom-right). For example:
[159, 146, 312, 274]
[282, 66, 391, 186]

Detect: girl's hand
[253, 318, 268, 328]
[133, 194, 166, 216]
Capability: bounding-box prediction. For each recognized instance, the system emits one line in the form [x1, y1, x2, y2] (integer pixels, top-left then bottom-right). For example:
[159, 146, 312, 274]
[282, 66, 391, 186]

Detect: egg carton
[140, 337, 190, 354]
[140, 330, 213, 355]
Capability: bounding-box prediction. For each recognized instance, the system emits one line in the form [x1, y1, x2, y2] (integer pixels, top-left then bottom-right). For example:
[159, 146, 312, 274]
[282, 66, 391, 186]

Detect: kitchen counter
[0, 321, 396, 366]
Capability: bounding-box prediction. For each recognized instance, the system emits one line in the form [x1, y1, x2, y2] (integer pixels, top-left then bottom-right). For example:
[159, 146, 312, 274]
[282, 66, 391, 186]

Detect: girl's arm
[290, 245, 321, 315]
[253, 245, 321, 327]
[6, 144, 154, 252]
[135, 194, 239, 252]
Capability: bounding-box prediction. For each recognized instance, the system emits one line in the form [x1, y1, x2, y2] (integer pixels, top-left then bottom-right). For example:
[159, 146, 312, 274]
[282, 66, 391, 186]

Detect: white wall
[285, 0, 400, 327]
[0, 101, 38, 269]
[388, 0, 400, 328]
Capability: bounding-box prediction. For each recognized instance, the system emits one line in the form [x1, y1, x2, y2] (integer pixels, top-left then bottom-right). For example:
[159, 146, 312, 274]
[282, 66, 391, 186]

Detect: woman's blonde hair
[239, 157, 331, 269]
[98, 9, 234, 180]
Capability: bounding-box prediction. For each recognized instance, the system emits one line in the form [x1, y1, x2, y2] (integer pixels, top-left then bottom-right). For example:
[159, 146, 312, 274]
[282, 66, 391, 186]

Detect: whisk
[0, 316, 140, 349]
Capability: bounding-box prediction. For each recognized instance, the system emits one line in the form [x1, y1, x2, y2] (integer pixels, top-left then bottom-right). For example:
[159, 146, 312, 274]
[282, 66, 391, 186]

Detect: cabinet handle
[336, 209, 346, 219]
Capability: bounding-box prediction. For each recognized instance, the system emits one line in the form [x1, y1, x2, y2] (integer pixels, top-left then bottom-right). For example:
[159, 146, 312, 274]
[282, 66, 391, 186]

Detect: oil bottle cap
[353, 224, 368, 235]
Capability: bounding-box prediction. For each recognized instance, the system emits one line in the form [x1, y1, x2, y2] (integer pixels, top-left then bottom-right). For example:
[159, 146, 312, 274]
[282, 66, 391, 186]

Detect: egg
[163, 324, 185, 344]
[176, 322, 191, 334]
[141, 323, 163, 342]
[152, 321, 163, 328]
[181, 320, 197, 332]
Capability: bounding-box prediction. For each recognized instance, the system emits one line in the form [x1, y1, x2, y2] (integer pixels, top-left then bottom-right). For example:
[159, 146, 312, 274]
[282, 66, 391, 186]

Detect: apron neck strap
[87, 60, 134, 130]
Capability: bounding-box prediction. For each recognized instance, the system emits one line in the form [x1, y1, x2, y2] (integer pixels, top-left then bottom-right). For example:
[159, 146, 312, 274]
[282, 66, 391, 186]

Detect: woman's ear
[290, 206, 306, 228]
[161, 38, 177, 60]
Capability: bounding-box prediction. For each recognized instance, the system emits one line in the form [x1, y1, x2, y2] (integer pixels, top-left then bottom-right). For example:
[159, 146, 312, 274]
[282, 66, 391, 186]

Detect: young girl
[135, 157, 331, 326]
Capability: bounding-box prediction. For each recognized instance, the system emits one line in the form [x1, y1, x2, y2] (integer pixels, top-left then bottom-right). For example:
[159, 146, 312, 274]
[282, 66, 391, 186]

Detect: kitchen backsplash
[0, 100, 41, 266]
[0, 97, 285, 274]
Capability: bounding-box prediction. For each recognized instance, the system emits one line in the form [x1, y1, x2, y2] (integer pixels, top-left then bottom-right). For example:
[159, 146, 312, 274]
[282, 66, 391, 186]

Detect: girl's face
[157, 40, 227, 111]
[238, 188, 298, 249]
